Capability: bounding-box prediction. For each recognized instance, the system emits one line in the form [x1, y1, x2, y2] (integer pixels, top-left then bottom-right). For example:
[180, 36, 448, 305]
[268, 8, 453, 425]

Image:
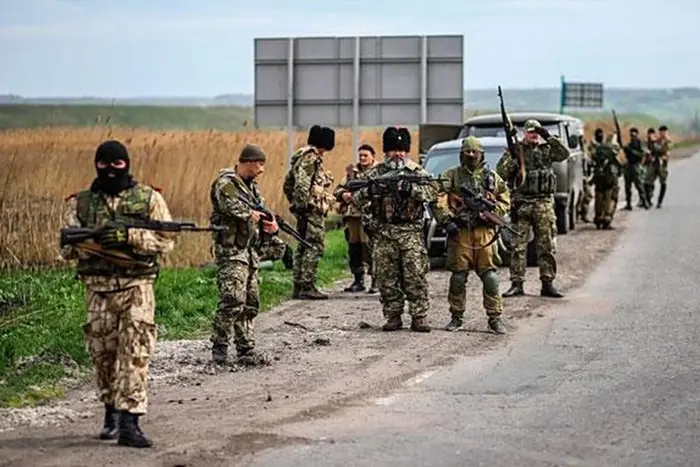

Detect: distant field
[0, 104, 253, 131]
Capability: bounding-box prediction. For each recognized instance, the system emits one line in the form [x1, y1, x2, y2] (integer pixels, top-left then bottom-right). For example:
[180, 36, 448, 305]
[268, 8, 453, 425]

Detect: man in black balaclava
[59, 139, 176, 448]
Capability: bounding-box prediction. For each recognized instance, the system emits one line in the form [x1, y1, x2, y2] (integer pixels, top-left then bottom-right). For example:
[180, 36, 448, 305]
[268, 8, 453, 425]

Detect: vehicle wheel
[555, 200, 569, 235]
[526, 241, 538, 267]
[568, 191, 576, 231]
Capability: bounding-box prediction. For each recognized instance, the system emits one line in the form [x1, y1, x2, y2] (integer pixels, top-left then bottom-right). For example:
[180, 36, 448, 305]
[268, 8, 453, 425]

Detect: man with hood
[351, 127, 438, 332]
[209, 144, 281, 367]
[60, 140, 175, 448]
[497, 119, 569, 298]
[283, 125, 336, 300]
[433, 136, 510, 334]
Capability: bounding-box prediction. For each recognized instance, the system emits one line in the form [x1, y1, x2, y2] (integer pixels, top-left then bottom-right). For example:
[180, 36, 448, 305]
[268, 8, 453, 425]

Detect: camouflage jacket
[288, 146, 335, 217]
[433, 161, 510, 231]
[209, 167, 270, 266]
[60, 183, 175, 291]
[353, 159, 437, 232]
[497, 136, 569, 201]
[333, 161, 377, 218]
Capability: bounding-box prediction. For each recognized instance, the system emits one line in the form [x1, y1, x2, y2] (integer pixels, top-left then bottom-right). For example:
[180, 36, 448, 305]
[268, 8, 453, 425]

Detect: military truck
[419, 112, 585, 235]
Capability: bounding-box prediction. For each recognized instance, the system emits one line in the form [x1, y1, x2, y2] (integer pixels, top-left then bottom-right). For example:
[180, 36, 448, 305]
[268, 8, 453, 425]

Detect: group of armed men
[58, 116, 672, 448]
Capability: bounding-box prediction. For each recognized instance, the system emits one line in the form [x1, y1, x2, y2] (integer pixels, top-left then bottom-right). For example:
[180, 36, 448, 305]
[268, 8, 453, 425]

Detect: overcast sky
[1, 0, 698, 97]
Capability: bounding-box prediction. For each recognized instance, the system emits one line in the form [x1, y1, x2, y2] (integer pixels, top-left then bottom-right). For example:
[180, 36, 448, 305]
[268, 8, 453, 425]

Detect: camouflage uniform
[622, 134, 649, 210]
[433, 136, 510, 334]
[209, 163, 280, 364]
[496, 119, 569, 298]
[60, 141, 175, 448]
[577, 139, 594, 222]
[285, 126, 336, 299]
[334, 160, 378, 293]
[353, 127, 438, 332]
[591, 135, 623, 229]
[644, 136, 672, 208]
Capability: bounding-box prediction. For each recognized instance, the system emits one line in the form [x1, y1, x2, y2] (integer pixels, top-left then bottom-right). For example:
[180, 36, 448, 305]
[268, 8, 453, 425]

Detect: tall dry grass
[0, 121, 687, 269]
[0, 127, 403, 268]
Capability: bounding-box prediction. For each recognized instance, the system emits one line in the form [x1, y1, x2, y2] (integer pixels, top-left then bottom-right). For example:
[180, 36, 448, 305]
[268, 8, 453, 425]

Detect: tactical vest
[209, 170, 260, 250]
[449, 166, 496, 228]
[593, 144, 619, 188]
[283, 146, 316, 205]
[369, 164, 426, 225]
[516, 144, 557, 197]
[75, 184, 159, 277]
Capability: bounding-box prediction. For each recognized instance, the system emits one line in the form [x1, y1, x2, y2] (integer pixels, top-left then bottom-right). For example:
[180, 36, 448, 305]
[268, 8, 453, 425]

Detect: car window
[463, 123, 561, 138]
[423, 146, 506, 176]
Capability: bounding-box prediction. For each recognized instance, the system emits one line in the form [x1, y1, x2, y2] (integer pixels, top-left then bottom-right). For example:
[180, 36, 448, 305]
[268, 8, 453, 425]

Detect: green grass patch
[0, 229, 349, 407]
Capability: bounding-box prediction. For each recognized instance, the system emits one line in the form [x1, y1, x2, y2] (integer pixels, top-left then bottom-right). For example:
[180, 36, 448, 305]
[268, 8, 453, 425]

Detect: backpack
[283, 147, 315, 204]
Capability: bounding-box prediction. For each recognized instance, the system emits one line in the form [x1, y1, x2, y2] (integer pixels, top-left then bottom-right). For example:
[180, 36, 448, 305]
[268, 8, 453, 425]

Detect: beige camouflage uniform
[61, 185, 174, 415]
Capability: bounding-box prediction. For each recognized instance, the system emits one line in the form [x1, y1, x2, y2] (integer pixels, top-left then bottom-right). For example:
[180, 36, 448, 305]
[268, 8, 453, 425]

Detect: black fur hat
[383, 126, 411, 152]
[307, 125, 335, 151]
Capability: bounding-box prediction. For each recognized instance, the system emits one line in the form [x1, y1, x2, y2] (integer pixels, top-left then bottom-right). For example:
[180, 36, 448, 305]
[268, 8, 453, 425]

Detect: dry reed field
[0, 121, 675, 269]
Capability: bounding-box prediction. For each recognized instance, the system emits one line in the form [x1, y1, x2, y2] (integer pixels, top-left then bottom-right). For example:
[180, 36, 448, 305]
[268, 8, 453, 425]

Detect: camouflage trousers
[293, 214, 326, 288]
[577, 178, 593, 220]
[258, 235, 288, 262]
[623, 164, 646, 205]
[446, 226, 502, 318]
[343, 217, 374, 276]
[594, 181, 619, 223]
[509, 198, 558, 283]
[373, 226, 430, 319]
[644, 162, 669, 203]
[211, 257, 260, 355]
[82, 283, 157, 414]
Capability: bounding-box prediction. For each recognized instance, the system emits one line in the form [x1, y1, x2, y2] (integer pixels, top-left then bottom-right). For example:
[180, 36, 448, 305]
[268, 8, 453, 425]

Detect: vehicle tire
[526, 241, 538, 267]
[568, 190, 576, 231]
[555, 199, 569, 235]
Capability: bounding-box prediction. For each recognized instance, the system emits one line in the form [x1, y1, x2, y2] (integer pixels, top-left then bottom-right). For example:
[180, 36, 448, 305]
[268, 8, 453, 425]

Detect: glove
[445, 222, 459, 238]
[396, 180, 412, 197]
[535, 127, 551, 139]
[96, 223, 129, 249]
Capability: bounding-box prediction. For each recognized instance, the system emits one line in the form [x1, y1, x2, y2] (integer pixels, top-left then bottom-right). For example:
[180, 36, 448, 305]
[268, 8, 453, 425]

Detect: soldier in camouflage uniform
[644, 125, 672, 208]
[497, 119, 569, 298]
[591, 129, 623, 229]
[284, 125, 336, 300]
[209, 144, 281, 366]
[577, 133, 594, 223]
[622, 127, 650, 211]
[352, 127, 438, 332]
[433, 136, 510, 334]
[334, 144, 378, 293]
[60, 140, 175, 448]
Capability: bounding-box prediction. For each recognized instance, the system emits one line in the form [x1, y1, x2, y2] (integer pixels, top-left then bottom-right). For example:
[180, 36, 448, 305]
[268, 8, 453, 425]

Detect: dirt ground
[0, 146, 696, 467]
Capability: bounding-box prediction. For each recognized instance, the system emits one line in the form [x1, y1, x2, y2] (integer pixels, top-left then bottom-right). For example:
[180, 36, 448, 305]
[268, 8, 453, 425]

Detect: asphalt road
[239, 155, 700, 467]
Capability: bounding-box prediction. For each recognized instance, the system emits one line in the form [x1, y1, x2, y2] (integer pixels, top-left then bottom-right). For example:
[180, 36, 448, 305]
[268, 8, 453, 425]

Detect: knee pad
[479, 269, 500, 296]
[449, 271, 467, 294]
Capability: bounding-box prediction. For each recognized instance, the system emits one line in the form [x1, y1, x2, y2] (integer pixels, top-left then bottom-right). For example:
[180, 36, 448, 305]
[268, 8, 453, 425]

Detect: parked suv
[419, 112, 585, 235]
[421, 136, 537, 268]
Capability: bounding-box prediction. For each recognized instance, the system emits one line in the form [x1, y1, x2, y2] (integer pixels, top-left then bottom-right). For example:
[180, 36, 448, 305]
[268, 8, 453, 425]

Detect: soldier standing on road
[283, 125, 336, 300]
[577, 133, 594, 223]
[497, 119, 569, 298]
[334, 144, 378, 293]
[622, 127, 650, 211]
[352, 127, 438, 332]
[644, 125, 672, 208]
[591, 130, 624, 230]
[209, 144, 282, 367]
[60, 140, 175, 448]
[433, 136, 510, 334]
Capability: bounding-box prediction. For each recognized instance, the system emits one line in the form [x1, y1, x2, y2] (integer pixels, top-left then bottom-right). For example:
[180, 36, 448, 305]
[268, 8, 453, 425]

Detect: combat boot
[367, 276, 378, 294]
[117, 411, 152, 448]
[445, 315, 463, 332]
[237, 348, 270, 367]
[488, 317, 506, 334]
[381, 316, 403, 332]
[502, 281, 524, 297]
[410, 316, 431, 333]
[211, 343, 228, 365]
[540, 280, 564, 298]
[298, 285, 329, 300]
[98, 403, 119, 440]
[344, 273, 365, 292]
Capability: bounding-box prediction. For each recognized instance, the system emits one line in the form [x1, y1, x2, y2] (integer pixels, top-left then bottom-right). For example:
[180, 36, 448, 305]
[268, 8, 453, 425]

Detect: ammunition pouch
[519, 169, 556, 196]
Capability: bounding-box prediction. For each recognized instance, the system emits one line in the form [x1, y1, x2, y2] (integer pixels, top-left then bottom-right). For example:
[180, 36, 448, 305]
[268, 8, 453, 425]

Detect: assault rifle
[345, 172, 446, 192]
[454, 185, 522, 238]
[61, 220, 225, 247]
[235, 191, 314, 250]
[612, 109, 624, 148]
[498, 86, 526, 187]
